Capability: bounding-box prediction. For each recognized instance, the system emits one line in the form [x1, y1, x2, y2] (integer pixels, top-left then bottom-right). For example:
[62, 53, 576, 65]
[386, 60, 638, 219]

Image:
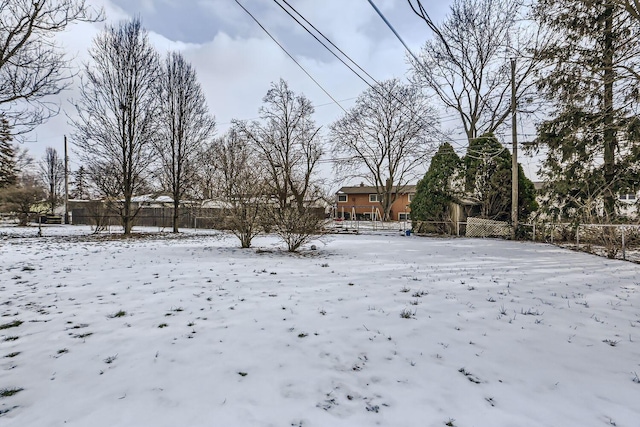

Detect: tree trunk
[603, 2, 616, 220]
[49, 181, 55, 214]
[173, 197, 179, 233]
[123, 195, 132, 235]
[382, 179, 393, 221]
[241, 232, 251, 248]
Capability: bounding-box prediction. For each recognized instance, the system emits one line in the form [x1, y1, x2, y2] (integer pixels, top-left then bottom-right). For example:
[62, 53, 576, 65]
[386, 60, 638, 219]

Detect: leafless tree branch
[0, 0, 103, 133]
[330, 78, 438, 221]
[71, 18, 160, 234]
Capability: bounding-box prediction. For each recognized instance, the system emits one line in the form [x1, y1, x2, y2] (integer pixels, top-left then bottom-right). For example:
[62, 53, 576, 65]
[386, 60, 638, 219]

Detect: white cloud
[24, 0, 456, 182]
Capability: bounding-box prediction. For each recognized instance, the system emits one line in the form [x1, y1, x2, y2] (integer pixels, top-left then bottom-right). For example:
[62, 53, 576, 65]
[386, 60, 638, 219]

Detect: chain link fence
[465, 217, 511, 238]
[413, 218, 639, 262]
[530, 223, 640, 261]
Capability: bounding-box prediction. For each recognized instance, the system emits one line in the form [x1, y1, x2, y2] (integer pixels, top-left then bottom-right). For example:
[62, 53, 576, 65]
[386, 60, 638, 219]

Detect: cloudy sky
[23, 0, 541, 184]
[27, 0, 464, 177]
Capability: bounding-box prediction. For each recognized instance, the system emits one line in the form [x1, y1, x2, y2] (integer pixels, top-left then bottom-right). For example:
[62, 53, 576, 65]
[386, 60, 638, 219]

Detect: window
[337, 194, 347, 203]
[619, 193, 637, 201]
[407, 193, 414, 202]
[399, 213, 411, 221]
[369, 194, 381, 203]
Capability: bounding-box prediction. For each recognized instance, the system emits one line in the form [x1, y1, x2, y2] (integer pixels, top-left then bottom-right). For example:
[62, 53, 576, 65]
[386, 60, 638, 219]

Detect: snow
[1, 226, 639, 427]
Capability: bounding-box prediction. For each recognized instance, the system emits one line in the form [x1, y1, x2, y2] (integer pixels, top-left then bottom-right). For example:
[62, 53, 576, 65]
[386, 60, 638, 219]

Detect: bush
[0, 184, 46, 226]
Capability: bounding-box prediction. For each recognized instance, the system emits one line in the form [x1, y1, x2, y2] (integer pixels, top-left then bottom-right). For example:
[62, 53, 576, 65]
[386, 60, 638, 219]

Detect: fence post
[456, 221, 460, 236]
[622, 227, 626, 261]
[576, 225, 580, 248]
[532, 223, 536, 242]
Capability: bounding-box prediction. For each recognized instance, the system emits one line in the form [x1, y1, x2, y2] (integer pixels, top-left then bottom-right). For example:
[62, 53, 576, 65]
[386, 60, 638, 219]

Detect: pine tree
[71, 166, 90, 199]
[411, 143, 461, 230]
[464, 134, 537, 221]
[533, 0, 640, 221]
[0, 115, 17, 189]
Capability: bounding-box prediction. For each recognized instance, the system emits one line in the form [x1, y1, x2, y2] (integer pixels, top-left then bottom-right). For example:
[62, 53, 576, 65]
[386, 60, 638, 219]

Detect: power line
[241, 0, 478, 164]
[274, 0, 380, 87]
[367, 0, 423, 66]
[216, 96, 359, 127]
[233, 0, 346, 113]
[272, 0, 446, 147]
[363, 0, 470, 149]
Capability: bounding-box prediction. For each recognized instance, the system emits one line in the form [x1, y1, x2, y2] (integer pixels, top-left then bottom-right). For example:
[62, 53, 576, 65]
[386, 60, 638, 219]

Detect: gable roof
[337, 185, 417, 195]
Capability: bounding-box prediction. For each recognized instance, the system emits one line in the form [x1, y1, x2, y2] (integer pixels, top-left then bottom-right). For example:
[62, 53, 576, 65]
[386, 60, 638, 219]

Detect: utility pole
[510, 58, 518, 240]
[64, 135, 69, 225]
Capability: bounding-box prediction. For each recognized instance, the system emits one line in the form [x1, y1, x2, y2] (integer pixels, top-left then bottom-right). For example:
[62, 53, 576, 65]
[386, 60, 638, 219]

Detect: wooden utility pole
[511, 58, 518, 239]
[64, 135, 69, 224]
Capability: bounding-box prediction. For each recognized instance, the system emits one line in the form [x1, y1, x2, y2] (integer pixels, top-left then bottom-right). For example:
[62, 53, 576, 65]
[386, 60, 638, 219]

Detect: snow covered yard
[1, 227, 639, 427]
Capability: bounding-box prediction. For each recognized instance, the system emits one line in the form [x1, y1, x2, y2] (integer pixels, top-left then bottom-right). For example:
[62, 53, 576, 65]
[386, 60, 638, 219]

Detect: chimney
[359, 182, 364, 187]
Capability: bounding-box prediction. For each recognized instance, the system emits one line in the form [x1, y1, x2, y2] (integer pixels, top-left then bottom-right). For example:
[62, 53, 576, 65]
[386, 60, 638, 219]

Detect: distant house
[532, 181, 638, 220]
[618, 191, 638, 203]
[618, 191, 638, 218]
[335, 183, 416, 221]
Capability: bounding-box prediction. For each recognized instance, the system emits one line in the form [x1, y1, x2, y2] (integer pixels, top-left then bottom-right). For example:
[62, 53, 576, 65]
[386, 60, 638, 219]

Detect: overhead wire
[363, 0, 494, 153]
[367, 0, 423, 66]
[277, 0, 496, 157]
[404, 0, 540, 161]
[240, 0, 518, 166]
[273, 0, 379, 89]
[273, 0, 455, 156]
[233, 0, 347, 113]
[216, 96, 359, 127]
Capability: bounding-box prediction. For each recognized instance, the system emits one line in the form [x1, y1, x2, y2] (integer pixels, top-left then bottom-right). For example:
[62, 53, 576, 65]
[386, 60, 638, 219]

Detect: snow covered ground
[1, 226, 639, 427]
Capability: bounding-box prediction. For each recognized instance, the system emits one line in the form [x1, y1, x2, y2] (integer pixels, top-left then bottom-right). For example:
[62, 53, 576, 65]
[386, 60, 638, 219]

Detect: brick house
[335, 183, 416, 221]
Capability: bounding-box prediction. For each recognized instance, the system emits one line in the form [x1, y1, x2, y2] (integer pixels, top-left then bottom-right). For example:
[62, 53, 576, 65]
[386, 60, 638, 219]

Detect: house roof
[337, 184, 417, 195]
[131, 194, 174, 203]
[452, 195, 482, 206]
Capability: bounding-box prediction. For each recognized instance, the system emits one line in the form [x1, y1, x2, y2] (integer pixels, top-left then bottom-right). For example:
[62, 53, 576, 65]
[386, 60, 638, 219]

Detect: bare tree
[331, 78, 438, 221]
[270, 206, 325, 253]
[156, 51, 216, 232]
[617, 0, 640, 20]
[409, 0, 542, 143]
[0, 0, 102, 132]
[235, 79, 324, 252]
[194, 143, 219, 201]
[72, 18, 160, 235]
[239, 79, 323, 213]
[39, 147, 64, 214]
[211, 129, 265, 248]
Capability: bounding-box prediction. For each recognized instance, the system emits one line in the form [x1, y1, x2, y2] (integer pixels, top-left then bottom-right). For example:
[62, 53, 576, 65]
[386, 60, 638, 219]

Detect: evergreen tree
[533, 0, 640, 221]
[0, 115, 17, 189]
[71, 166, 90, 199]
[411, 143, 461, 229]
[464, 134, 537, 221]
